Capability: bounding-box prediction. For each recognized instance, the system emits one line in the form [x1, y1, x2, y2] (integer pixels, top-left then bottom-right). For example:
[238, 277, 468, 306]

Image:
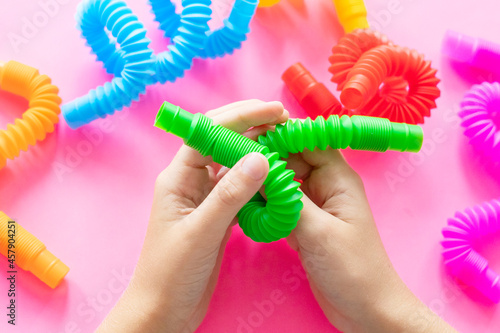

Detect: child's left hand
[97, 100, 288, 333]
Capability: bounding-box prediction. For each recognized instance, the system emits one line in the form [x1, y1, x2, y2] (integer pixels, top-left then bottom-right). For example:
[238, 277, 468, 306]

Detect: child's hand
[285, 149, 456, 332]
[97, 100, 288, 333]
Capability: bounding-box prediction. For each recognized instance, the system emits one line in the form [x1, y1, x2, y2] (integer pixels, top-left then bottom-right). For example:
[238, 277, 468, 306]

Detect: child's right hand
[285, 148, 456, 332]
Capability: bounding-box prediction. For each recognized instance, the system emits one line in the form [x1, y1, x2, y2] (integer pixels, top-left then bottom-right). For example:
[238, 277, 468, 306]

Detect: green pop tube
[155, 102, 423, 242]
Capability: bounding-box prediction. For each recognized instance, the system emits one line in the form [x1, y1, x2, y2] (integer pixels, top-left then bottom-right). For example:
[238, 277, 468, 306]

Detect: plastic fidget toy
[0, 61, 61, 169]
[155, 101, 423, 242]
[62, 0, 258, 129]
[0, 212, 69, 288]
[442, 199, 500, 303]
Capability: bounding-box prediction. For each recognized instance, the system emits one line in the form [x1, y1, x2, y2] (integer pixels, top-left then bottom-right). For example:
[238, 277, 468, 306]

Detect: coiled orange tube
[0, 61, 61, 169]
[329, 29, 440, 124]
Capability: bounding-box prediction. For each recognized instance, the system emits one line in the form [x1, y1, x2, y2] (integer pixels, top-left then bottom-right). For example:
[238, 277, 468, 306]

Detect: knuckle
[348, 169, 365, 189]
[216, 177, 242, 206]
[205, 109, 217, 117]
[155, 170, 169, 191]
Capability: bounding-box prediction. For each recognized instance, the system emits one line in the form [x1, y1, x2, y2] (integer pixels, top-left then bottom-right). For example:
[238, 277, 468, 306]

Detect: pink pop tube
[441, 199, 500, 303]
[459, 82, 500, 162]
[442, 30, 500, 75]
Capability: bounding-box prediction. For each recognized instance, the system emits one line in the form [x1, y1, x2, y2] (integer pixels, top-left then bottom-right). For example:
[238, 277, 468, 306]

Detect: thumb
[193, 152, 269, 240]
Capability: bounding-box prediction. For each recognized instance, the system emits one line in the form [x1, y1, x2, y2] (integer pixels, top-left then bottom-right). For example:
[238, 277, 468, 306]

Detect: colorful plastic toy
[459, 82, 500, 162]
[258, 0, 280, 7]
[442, 199, 500, 303]
[62, 0, 258, 129]
[333, 0, 369, 33]
[0, 212, 69, 288]
[282, 62, 350, 118]
[328, 29, 441, 124]
[155, 101, 423, 242]
[442, 30, 500, 75]
[0, 61, 61, 169]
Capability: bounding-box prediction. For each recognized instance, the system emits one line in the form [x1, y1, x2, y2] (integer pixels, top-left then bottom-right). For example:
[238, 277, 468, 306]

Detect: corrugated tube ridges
[441, 199, 500, 303]
[62, 0, 155, 129]
[0, 61, 61, 169]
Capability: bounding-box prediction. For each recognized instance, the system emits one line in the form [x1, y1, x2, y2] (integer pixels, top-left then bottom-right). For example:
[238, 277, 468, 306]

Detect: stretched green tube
[154, 102, 423, 243]
[258, 114, 423, 158]
[155, 102, 303, 243]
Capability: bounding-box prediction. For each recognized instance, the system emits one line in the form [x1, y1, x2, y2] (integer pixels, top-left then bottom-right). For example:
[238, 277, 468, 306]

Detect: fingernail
[241, 153, 268, 181]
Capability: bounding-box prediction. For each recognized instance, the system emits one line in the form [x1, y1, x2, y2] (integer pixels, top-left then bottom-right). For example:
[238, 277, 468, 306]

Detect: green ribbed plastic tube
[258, 115, 423, 158]
[155, 102, 303, 243]
[154, 102, 424, 243]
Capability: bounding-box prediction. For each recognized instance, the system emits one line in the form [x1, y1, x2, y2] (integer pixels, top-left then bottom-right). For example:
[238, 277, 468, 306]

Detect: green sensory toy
[155, 102, 423, 243]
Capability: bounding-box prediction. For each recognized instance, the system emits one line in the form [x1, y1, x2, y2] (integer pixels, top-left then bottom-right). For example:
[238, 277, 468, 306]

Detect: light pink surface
[0, 0, 499, 332]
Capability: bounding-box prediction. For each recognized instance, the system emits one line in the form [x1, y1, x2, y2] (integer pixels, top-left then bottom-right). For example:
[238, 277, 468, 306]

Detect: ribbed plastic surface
[441, 199, 500, 303]
[200, 0, 259, 59]
[62, 0, 258, 129]
[0, 61, 61, 169]
[442, 30, 500, 75]
[258, 115, 423, 158]
[155, 102, 424, 242]
[155, 102, 303, 243]
[0, 212, 69, 288]
[459, 82, 500, 162]
[62, 0, 155, 129]
[329, 29, 440, 124]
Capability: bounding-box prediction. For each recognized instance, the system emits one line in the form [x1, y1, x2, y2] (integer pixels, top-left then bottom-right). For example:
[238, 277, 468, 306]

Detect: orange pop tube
[333, 0, 369, 33]
[0, 61, 61, 169]
[0, 212, 69, 288]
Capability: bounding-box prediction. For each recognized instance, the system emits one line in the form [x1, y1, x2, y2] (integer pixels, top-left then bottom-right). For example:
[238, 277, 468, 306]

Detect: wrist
[97, 285, 172, 333]
[355, 279, 455, 333]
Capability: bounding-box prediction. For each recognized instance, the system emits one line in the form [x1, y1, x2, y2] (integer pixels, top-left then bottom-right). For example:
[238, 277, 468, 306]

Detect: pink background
[1, 0, 499, 332]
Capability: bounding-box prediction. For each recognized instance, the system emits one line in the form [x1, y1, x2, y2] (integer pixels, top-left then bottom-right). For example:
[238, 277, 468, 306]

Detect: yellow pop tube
[333, 0, 369, 33]
[0, 212, 69, 288]
[258, 0, 281, 7]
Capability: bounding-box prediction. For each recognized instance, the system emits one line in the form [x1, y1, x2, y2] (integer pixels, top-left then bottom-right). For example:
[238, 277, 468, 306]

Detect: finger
[169, 100, 288, 173]
[209, 101, 289, 134]
[159, 102, 288, 200]
[206, 99, 266, 117]
[216, 166, 230, 182]
[299, 148, 373, 223]
[190, 152, 269, 242]
[289, 193, 345, 250]
[284, 153, 314, 180]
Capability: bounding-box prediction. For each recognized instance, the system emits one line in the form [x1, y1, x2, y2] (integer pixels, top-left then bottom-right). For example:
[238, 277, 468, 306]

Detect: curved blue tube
[200, 0, 259, 59]
[63, 0, 155, 129]
[62, 0, 258, 129]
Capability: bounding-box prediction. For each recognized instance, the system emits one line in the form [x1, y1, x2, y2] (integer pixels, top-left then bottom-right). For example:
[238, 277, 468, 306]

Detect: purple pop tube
[441, 199, 500, 303]
[459, 82, 500, 162]
[442, 30, 500, 75]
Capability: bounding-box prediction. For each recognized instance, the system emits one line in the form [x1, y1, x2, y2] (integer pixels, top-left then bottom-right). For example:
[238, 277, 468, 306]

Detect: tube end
[62, 97, 99, 129]
[343, 17, 370, 33]
[155, 102, 194, 139]
[258, 0, 280, 7]
[389, 123, 424, 152]
[282, 63, 316, 99]
[0, 61, 6, 88]
[442, 30, 476, 63]
[31, 249, 69, 289]
[283, 63, 342, 118]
